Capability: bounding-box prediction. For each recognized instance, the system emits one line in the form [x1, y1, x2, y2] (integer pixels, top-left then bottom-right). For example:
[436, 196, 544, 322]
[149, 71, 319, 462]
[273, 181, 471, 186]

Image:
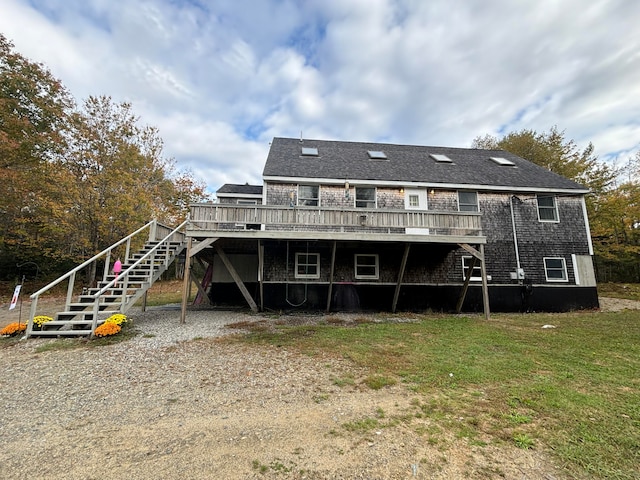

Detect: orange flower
[94, 322, 122, 337]
[0, 322, 27, 336]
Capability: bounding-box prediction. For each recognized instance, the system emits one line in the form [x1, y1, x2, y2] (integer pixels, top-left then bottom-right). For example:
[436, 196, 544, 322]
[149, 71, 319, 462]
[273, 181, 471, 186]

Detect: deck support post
[326, 241, 337, 312]
[456, 256, 477, 313]
[180, 238, 192, 324]
[258, 240, 264, 311]
[214, 244, 258, 312]
[392, 243, 410, 313]
[456, 243, 490, 319]
[480, 243, 490, 320]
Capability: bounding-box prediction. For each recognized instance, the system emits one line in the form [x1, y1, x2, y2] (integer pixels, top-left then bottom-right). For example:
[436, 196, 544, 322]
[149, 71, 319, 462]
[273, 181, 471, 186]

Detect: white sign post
[9, 284, 22, 310]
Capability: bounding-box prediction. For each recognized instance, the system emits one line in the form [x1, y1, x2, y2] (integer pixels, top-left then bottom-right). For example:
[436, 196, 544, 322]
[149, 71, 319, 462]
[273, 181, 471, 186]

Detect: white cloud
[2, 0, 639, 189]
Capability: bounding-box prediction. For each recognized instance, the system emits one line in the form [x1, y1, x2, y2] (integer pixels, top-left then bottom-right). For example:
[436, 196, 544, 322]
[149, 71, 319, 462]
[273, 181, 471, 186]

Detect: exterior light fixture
[345, 181, 350, 199]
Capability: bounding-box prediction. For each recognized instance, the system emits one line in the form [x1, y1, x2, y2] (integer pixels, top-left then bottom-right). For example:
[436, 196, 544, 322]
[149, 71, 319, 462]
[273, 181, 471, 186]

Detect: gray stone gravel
[0, 307, 563, 480]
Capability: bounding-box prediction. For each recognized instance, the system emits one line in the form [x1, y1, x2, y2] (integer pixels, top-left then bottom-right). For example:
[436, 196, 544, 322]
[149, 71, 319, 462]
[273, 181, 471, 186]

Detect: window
[301, 147, 318, 156]
[489, 156, 515, 166]
[295, 253, 320, 279]
[355, 254, 379, 279]
[298, 185, 319, 206]
[355, 187, 376, 208]
[409, 194, 420, 207]
[537, 195, 559, 222]
[367, 150, 387, 160]
[458, 191, 478, 212]
[462, 256, 482, 281]
[430, 153, 453, 163]
[544, 257, 568, 282]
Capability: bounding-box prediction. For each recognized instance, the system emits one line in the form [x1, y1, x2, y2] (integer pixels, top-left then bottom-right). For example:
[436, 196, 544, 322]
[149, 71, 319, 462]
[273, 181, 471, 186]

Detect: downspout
[510, 196, 521, 273]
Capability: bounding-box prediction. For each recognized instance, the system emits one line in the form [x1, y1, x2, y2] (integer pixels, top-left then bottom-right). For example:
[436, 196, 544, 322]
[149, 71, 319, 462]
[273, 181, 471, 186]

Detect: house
[184, 137, 598, 315]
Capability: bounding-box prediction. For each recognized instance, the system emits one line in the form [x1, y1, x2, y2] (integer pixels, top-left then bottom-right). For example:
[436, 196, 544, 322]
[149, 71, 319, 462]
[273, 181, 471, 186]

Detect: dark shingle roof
[216, 184, 263, 195]
[262, 137, 588, 192]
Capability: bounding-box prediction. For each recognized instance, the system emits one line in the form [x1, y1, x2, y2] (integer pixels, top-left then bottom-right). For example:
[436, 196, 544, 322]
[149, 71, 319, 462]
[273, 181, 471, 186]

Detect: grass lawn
[598, 282, 640, 301]
[229, 310, 640, 480]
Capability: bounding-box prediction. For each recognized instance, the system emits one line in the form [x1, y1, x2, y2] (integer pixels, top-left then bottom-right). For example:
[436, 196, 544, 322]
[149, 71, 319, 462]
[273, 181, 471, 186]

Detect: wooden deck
[188, 204, 485, 243]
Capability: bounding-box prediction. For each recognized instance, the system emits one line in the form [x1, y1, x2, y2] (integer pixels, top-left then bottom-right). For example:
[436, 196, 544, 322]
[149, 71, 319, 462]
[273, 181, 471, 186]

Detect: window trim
[461, 256, 482, 282]
[543, 257, 568, 282]
[295, 252, 320, 279]
[537, 195, 559, 222]
[297, 184, 319, 207]
[354, 254, 379, 280]
[355, 186, 377, 209]
[458, 191, 479, 212]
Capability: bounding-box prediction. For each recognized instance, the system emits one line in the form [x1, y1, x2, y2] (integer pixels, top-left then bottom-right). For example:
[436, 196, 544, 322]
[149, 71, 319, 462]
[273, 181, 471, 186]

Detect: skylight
[367, 150, 387, 159]
[301, 147, 318, 156]
[430, 153, 453, 163]
[489, 156, 516, 166]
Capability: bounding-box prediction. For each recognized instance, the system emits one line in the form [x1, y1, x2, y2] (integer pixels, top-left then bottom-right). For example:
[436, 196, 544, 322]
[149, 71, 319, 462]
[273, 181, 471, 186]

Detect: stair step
[29, 330, 94, 337]
[42, 320, 94, 326]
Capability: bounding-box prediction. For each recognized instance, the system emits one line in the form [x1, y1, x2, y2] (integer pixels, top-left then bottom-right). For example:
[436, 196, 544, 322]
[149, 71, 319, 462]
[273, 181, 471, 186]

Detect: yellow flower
[95, 322, 122, 337]
[0, 322, 27, 336]
[33, 315, 53, 327]
[104, 314, 127, 326]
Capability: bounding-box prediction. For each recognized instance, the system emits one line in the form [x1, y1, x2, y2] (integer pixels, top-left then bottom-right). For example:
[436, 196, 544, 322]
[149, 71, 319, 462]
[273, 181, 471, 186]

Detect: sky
[2, 0, 639, 194]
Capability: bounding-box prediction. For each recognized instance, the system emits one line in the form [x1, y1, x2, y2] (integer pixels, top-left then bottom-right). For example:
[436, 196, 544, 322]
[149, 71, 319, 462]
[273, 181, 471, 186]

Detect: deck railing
[189, 204, 483, 237]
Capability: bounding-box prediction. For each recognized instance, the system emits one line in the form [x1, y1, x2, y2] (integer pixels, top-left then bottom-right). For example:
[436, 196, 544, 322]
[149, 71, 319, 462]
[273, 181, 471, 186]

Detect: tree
[471, 126, 615, 196]
[0, 34, 74, 278]
[56, 96, 209, 284]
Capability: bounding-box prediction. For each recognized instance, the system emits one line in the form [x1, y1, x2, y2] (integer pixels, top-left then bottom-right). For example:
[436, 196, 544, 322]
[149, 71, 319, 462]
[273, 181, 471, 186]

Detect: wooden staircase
[26, 221, 186, 338]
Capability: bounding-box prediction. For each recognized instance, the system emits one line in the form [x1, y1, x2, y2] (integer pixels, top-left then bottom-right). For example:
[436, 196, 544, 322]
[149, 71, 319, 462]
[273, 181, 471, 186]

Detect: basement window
[355, 254, 379, 280]
[544, 257, 568, 282]
[367, 150, 387, 160]
[295, 253, 320, 279]
[462, 256, 482, 281]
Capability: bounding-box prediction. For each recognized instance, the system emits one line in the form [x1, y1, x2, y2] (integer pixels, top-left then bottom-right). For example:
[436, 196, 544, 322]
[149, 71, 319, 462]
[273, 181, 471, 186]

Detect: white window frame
[458, 191, 479, 212]
[295, 253, 320, 279]
[462, 256, 482, 281]
[544, 257, 568, 282]
[298, 185, 319, 207]
[355, 186, 376, 208]
[354, 254, 379, 280]
[408, 194, 420, 208]
[537, 195, 559, 222]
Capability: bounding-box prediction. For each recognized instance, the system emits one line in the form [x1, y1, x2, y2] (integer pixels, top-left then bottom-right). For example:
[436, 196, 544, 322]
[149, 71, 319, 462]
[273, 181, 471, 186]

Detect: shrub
[95, 322, 122, 337]
[33, 316, 53, 327]
[0, 322, 26, 336]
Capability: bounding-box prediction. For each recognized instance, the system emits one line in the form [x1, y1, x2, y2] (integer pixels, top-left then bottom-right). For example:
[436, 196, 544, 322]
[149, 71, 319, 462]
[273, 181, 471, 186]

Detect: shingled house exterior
[185, 137, 598, 314]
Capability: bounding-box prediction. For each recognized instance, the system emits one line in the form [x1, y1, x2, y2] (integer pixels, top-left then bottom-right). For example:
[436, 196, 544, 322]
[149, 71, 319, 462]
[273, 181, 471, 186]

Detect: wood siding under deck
[188, 204, 485, 244]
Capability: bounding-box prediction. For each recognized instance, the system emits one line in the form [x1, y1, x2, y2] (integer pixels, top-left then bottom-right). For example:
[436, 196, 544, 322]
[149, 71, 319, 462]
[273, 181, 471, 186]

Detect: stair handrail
[89, 220, 189, 335]
[25, 220, 180, 336]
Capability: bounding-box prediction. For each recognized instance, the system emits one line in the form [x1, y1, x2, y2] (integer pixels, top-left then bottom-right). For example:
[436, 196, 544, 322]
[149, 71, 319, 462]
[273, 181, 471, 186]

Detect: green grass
[227, 311, 640, 480]
[597, 282, 640, 301]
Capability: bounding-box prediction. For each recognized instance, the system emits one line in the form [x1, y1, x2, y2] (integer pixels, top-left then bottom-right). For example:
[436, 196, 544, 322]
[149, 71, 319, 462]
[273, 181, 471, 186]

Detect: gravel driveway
[0, 306, 570, 479]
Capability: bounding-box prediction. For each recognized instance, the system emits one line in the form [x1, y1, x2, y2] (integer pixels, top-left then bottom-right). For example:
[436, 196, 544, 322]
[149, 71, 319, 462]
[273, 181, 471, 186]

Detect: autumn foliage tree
[0, 34, 74, 276]
[1, 35, 208, 282]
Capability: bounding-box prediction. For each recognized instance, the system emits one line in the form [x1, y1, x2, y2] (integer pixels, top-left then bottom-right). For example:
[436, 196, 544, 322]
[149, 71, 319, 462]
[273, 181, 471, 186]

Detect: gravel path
[0, 307, 565, 479]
